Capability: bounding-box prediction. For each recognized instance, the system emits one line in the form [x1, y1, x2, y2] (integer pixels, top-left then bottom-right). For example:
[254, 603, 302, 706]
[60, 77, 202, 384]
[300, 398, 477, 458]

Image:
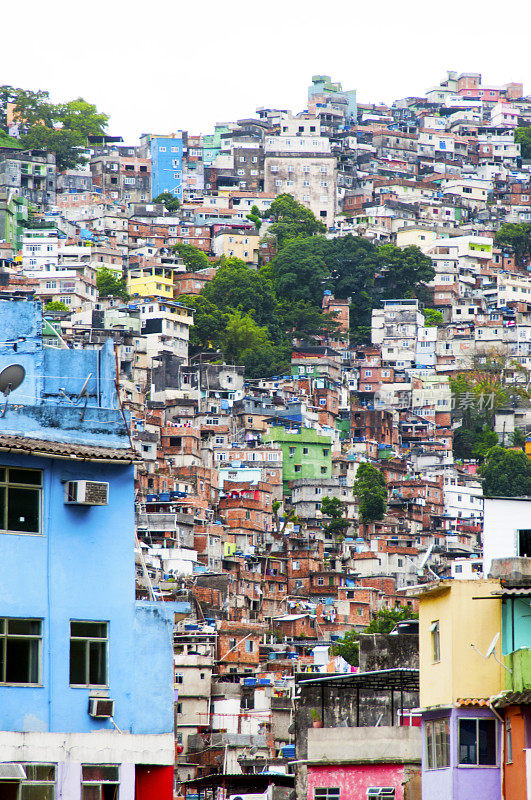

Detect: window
[245, 640, 254, 653]
[314, 789, 339, 800]
[0, 467, 42, 534]
[431, 621, 440, 662]
[320, 466, 327, 475]
[458, 718, 496, 765]
[303, 447, 309, 455]
[0, 618, 41, 684]
[506, 718, 513, 764]
[294, 465, 302, 473]
[81, 765, 119, 800]
[425, 718, 450, 769]
[366, 789, 395, 799]
[175, 673, 184, 684]
[70, 621, 108, 687]
[21, 764, 56, 800]
[518, 529, 531, 557]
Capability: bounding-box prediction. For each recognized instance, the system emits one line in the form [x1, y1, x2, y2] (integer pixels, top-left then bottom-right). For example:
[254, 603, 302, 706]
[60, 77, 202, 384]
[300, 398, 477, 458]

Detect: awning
[298, 668, 419, 692]
[0, 763, 26, 780]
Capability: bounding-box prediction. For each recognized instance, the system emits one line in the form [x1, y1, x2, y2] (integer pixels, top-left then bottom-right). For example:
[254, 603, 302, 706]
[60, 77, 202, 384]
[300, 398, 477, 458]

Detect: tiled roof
[456, 698, 490, 707]
[0, 434, 138, 463]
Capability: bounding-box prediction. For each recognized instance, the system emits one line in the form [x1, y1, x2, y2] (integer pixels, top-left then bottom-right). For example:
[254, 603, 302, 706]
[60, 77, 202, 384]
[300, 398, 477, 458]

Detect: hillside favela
[1, 70, 531, 800]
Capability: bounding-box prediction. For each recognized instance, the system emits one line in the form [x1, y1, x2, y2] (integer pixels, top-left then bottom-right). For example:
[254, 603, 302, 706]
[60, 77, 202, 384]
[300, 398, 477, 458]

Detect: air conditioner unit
[65, 480, 109, 506]
[88, 697, 114, 718]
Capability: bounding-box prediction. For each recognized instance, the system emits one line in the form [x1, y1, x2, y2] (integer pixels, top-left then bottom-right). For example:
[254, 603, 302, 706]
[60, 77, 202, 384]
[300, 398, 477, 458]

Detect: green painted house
[263, 426, 332, 495]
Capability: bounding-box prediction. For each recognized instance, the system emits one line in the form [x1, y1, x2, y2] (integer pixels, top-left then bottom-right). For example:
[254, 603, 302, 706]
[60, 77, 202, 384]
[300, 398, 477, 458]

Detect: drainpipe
[487, 697, 505, 800]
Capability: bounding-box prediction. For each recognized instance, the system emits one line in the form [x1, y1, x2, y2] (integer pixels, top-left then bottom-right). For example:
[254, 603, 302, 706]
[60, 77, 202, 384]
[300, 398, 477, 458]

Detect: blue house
[0, 301, 190, 800]
[150, 134, 184, 201]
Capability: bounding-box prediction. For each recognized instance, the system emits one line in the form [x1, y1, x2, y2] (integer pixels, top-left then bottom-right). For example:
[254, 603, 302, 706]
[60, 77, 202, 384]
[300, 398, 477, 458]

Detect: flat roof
[299, 667, 419, 692]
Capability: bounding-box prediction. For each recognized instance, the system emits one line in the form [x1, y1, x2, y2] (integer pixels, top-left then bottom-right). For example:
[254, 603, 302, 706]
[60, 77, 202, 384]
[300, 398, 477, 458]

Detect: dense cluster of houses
[0, 70, 531, 800]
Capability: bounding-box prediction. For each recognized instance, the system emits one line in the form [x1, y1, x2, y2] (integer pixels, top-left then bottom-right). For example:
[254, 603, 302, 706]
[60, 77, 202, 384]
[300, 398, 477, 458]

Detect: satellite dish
[0, 364, 25, 417]
[76, 372, 93, 403]
[486, 632, 499, 658]
[418, 543, 434, 572]
[76, 372, 93, 422]
[0, 364, 25, 396]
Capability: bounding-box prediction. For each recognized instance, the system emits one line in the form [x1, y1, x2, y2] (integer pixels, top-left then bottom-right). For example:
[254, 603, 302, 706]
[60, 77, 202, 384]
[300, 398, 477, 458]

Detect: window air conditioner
[88, 697, 115, 718]
[65, 480, 109, 506]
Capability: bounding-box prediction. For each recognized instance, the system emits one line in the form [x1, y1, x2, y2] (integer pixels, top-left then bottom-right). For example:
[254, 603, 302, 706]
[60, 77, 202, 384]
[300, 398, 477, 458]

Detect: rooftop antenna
[0, 364, 26, 417]
[471, 632, 511, 672]
[76, 372, 93, 422]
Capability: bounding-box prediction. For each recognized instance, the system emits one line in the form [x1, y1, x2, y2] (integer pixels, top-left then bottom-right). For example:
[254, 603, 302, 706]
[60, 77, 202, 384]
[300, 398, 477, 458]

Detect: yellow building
[127, 265, 176, 299]
[212, 229, 260, 265]
[418, 579, 504, 709]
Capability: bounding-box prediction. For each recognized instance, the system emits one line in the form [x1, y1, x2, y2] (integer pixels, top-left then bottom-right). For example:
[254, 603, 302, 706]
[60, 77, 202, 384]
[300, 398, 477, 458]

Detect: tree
[177, 295, 227, 355]
[330, 628, 359, 666]
[354, 463, 387, 526]
[153, 192, 180, 212]
[480, 446, 531, 497]
[510, 428, 526, 449]
[202, 258, 277, 327]
[270, 236, 329, 306]
[57, 99, 109, 141]
[246, 204, 262, 229]
[515, 126, 531, 160]
[265, 193, 326, 248]
[222, 309, 276, 369]
[376, 244, 435, 299]
[172, 242, 209, 271]
[320, 496, 350, 541]
[96, 267, 129, 301]
[44, 301, 69, 312]
[364, 607, 418, 634]
[19, 127, 87, 171]
[495, 223, 531, 266]
[423, 308, 444, 327]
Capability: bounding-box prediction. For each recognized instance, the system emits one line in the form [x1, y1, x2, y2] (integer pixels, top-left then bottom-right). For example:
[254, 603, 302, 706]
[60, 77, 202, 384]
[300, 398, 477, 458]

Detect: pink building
[307, 761, 420, 800]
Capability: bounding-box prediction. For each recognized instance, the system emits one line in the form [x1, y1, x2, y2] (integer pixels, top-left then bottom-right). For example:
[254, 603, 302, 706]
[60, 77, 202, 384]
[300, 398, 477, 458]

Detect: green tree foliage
[354, 463, 387, 524]
[364, 607, 418, 634]
[202, 258, 277, 327]
[265, 193, 326, 248]
[480, 446, 531, 497]
[511, 428, 526, 449]
[271, 235, 435, 339]
[19, 127, 87, 171]
[96, 267, 129, 301]
[246, 204, 262, 229]
[423, 308, 444, 327]
[320, 496, 350, 540]
[172, 242, 209, 271]
[0, 86, 108, 171]
[330, 628, 359, 666]
[495, 222, 531, 266]
[222, 309, 274, 366]
[153, 192, 181, 212]
[177, 295, 227, 354]
[44, 301, 69, 312]
[330, 607, 418, 666]
[515, 126, 531, 160]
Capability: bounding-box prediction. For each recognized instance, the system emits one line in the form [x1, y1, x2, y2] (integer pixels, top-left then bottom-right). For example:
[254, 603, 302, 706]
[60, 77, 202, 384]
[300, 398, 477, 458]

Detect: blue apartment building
[150, 134, 184, 201]
[0, 301, 189, 800]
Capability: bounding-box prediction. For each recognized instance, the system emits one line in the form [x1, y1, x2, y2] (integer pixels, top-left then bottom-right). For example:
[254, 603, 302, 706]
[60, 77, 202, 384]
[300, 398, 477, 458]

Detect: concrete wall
[308, 725, 421, 761]
[483, 498, 531, 574]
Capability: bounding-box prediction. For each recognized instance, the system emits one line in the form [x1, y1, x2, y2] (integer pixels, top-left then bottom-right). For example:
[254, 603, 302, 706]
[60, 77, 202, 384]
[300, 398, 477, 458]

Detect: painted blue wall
[502, 596, 531, 655]
[150, 136, 184, 200]
[0, 300, 190, 738]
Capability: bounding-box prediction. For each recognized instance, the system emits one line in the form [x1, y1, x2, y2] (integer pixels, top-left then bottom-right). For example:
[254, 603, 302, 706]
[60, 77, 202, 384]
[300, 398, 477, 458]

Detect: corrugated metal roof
[0, 434, 138, 463]
[492, 690, 531, 708]
[491, 589, 531, 596]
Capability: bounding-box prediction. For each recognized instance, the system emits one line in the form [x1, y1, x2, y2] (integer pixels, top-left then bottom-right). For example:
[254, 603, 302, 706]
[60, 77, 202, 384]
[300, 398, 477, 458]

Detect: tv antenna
[471, 632, 512, 672]
[58, 373, 93, 421]
[0, 364, 26, 417]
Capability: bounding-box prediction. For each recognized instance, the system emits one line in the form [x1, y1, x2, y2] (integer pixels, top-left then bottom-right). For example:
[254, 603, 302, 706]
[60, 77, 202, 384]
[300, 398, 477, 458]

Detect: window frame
[21, 763, 57, 799]
[458, 717, 497, 766]
[0, 617, 42, 686]
[431, 620, 440, 662]
[314, 789, 340, 800]
[81, 764, 120, 799]
[0, 467, 42, 536]
[425, 717, 450, 769]
[69, 620, 109, 688]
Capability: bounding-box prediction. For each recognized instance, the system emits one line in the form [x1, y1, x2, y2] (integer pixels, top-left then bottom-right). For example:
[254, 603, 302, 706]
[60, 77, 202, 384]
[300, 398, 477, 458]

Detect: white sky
[3, 0, 531, 144]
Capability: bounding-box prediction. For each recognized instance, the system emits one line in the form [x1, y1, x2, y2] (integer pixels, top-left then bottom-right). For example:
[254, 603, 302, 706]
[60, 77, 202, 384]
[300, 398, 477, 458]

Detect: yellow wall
[128, 275, 174, 299]
[419, 579, 504, 708]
